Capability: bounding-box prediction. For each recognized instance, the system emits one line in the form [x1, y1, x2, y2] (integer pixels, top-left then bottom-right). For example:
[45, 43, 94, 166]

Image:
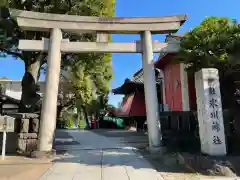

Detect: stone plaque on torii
[6, 8, 186, 153]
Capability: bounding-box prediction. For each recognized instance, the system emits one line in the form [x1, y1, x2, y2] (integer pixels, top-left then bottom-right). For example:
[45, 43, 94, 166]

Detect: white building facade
[0, 79, 45, 100]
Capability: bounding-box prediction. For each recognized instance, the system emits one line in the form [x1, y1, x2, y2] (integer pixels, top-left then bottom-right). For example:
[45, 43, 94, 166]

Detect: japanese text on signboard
[208, 79, 222, 145]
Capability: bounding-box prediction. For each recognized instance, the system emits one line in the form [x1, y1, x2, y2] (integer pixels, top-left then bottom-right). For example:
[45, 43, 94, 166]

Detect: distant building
[112, 34, 195, 117]
[0, 77, 45, 100]
[0, 77, 45, 114]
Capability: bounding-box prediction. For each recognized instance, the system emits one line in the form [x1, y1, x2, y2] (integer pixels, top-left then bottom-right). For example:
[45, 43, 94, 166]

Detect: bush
[64, 113, 75, 128]
[78, 119, 86, 129]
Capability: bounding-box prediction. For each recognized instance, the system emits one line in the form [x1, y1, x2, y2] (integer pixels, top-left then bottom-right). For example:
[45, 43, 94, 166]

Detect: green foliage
[62, 109, 79, 128]
[65, 114, 75, 128]
[61, 0, 115, 115]
[177, 17, 240, 75]
[70, 65, 93, 107]
[0, 0, 7, 6]
[68, 63, 109, 117]
[78, 119, 86, 129]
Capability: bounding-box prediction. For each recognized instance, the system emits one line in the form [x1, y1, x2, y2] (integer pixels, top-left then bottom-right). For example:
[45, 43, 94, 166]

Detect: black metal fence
[159, 111, 200, 152]
[222, 109, 240, 154]
[155, 110, 240, 154]
[122, 111, 200, 152]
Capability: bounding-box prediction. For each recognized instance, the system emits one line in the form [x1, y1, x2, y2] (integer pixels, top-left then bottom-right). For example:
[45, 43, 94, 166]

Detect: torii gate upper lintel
[7, 8, 187, 154]
[11, 8, 187, 34]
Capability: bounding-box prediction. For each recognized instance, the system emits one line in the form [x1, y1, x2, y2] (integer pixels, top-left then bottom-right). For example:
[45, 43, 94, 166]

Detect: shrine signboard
[0, 115, 15, 132]
[0, 115, 15, 160]
[195, 68, 226, 156]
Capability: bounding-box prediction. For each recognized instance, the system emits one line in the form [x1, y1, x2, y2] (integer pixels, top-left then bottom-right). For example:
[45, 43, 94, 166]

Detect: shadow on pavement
[52, 129, 196, 179]
[92, 129, 147, 137]
[54, 129, 80, 147]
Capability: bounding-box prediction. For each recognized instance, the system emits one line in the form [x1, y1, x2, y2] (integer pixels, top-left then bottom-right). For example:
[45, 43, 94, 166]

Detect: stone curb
[31, 149, 56, 159]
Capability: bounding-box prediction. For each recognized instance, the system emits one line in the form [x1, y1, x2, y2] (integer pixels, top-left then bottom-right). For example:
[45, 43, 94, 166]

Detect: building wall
[164, 63, 183, 111]
[129, 91, 146, 116]
[188, 73, 197, 110]
[117, 93, 134, 116]
[117, 91, 147, 117]
[157, 53, 193, 111]
[119, 63, 193, 113]
[155, 36, 193, 111]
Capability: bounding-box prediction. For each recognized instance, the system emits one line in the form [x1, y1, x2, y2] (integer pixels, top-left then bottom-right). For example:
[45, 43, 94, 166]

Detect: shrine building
[112, 35, 197, 118]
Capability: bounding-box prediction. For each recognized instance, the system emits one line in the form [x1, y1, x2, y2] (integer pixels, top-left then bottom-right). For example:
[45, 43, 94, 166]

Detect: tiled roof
[112, 68, 163, 95]
[166, 34, 184, 38]
[131, 68, 162, 84]
[0, 94, 20, 104]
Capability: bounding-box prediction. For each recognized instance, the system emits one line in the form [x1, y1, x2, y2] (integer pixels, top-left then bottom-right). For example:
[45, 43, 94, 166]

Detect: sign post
[2, 129, 6, 160]
[0, 115, 15, 160]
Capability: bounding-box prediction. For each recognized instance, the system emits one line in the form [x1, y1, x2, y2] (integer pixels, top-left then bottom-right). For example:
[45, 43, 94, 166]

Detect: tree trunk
[56, 106, 63, 120]
[19, 59, 41, 113]
[83, 108, 90, 129]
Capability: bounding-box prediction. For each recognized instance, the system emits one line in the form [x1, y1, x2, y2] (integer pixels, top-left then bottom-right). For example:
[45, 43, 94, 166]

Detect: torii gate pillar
[38, 28, 62, 152]
[141, 31, 161, 150]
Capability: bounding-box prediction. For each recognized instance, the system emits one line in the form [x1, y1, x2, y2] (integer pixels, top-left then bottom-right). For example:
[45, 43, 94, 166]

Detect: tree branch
[40, 53, 48, 66]
[58, 94, 76, 109]
[0, 47, 24, 60]
[66, 0, 73, 12]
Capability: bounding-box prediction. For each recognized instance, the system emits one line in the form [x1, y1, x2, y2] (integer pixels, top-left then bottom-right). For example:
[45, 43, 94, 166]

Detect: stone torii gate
[10, 9, 186, 153]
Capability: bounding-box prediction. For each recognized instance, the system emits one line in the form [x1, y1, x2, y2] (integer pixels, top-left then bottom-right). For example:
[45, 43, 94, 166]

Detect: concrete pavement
[0, 156, 52, 180]
[38, 129, 240, 180]
[39, 129, 164, 180]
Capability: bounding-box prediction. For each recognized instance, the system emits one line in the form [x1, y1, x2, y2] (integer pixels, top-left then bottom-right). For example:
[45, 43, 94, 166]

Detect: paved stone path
[38, 129, 240, 180]
[0, 156, 52, 180]
[39, 129, 164, 180]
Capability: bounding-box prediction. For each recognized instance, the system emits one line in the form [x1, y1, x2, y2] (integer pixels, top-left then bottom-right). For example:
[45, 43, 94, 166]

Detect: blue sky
[0, 0, 239, 106]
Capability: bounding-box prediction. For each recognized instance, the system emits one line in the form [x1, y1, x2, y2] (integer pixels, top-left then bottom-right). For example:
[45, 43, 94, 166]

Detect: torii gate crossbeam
[18, 39, 180, 53]
[9, 8, 187, 155]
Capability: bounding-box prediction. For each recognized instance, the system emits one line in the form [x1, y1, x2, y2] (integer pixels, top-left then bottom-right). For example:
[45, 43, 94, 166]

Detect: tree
[57, 79, 76, 121]
[64, 58, 111, 129]
[60, 0, 115, 128]
[0, 0, 115, 113]
[177, 17, 240, 135]
[177, 17, 240, 76]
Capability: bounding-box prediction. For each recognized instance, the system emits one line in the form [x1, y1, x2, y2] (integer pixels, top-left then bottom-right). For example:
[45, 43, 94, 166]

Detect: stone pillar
[159, 70, 166, 105]
[141, 31, 161, 150]
[195, 68, 226, 156]
[180, 63, 190, 111]
[38, 28, 62, 152]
